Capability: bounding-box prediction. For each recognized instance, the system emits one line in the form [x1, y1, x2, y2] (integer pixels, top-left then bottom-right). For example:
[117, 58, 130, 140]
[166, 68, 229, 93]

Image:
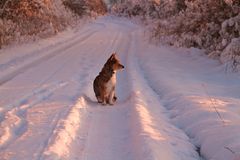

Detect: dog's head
[106, 53, 124, 71]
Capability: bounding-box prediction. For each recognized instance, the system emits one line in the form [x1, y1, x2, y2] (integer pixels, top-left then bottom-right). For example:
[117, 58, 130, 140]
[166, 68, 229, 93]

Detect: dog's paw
[109, 102, 114, 105]
[97, 97, 103, 103]
[101, 102, 107, 105]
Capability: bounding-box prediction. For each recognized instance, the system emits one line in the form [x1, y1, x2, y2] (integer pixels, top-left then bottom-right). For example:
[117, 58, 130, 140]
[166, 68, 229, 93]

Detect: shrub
[221, 38, 240, 71]
[110, 0, 240, 71]
[62, 0, 107, 17]
[86, 0, 107, 15]
[0, 0, 73, 48]
[62, 0, 87, 16]
[0, 0, 107, 48]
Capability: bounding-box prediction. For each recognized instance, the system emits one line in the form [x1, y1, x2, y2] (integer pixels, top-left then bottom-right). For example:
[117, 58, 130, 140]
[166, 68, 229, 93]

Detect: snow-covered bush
[159, 0, 240, 71]
[110, 0, 240, 71]
[62, 0, 87, 17]
[111, 0, 186, 19]
[221, 38, 240, 71]
[86, 0, 107, 15]
[0, 19, 16, 48]
[0, 0, 73, 48]
[62, 0, 107, 17]
[0, 0, 107, 48]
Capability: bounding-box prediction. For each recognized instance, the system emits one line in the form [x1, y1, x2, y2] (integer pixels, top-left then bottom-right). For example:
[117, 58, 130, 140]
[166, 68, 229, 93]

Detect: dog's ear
[109, 53, 116, 60]
[106, 54, 114, 63]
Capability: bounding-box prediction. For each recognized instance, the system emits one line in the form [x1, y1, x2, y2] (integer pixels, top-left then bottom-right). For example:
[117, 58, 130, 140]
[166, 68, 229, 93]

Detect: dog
[93, 53, 124, 105]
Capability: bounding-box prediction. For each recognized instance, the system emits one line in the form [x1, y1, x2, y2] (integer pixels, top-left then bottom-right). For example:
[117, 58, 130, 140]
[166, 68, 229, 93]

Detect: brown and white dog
[93, 53, 124, 105]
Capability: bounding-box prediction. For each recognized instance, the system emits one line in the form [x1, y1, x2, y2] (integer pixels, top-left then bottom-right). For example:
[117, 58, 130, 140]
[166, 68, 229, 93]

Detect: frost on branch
[0, 0, 73, 48]
[0, 0, 107, 48]
[110, 0, 240, 71]
[221, 38, 240, 71]
[62, 0, 107, 17]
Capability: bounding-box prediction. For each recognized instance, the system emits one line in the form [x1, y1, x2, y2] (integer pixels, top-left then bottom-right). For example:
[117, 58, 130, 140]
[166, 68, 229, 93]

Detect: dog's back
[93, 75, 105, 102]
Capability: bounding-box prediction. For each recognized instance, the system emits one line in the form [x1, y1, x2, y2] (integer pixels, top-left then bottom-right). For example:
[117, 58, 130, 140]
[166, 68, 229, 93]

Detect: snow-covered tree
[110, 0, 240, 71]
[63, 0, 107, 16]
[0, 0, 107, 48]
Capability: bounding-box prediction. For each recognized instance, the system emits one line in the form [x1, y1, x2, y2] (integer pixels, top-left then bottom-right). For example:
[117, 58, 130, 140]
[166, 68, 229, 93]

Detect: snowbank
[137, 42, 240, 160]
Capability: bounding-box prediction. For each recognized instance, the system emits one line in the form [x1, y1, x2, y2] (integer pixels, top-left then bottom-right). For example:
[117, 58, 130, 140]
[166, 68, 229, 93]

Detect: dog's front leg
[108, 89, 115, 105]
[101, 92, 107, 105]
[102, 97, 107, 105]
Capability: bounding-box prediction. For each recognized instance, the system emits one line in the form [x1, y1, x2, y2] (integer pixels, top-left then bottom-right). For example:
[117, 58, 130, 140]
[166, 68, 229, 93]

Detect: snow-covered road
[0, 17, 240, 160]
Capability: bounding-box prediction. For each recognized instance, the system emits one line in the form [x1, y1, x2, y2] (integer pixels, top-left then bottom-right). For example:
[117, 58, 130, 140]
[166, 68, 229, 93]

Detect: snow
[0, 16, 240, 160]
[138, 44, 240, 160]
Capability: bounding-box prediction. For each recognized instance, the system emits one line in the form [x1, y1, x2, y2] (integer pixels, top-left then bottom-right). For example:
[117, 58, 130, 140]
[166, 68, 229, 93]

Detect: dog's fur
[93, 53, 124, 105]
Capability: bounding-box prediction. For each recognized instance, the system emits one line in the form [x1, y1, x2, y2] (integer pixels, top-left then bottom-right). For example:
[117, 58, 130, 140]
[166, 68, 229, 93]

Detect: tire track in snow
[39, 28, 123, 160]
[69, 29, 124, 160]
[0, 24, 104, 153]
[124, 30, 201, 160]
[79, 30, 136, 160]
[0, 44, 84, 150]
[0, 22, 105, 72]
[134, 50, 210, 160]
[0, 82, 68, 150]
[37, 54, 96, 160]
[69, 18, 200, 160]
[39, 97, 87, 160]
[0, 25, 101, 86]
[31, 48, 97, 160]
[67, 21, 137, 159]
[0, 23, 102, 118]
